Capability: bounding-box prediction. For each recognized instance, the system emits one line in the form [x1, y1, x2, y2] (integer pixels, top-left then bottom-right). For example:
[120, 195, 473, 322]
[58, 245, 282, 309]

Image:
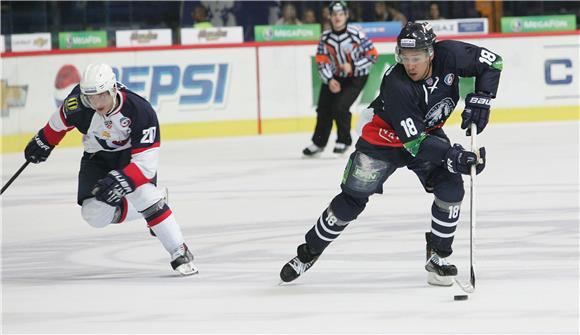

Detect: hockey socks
[305, 207, 350, 254]
[428, 198, 460, 257]
[280, 207, 350, 282]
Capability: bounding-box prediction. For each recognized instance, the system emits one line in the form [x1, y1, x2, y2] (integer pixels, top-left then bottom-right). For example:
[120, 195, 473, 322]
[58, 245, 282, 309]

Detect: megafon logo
[112, 64, 229, 109]
[54, 64, 81, 107]
[0, 80, 28, 117]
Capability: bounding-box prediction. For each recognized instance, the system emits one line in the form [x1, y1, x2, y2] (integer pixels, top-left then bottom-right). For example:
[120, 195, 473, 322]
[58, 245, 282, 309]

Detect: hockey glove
[444, 144, 486, 175]
[92, 170, 136, 206]
[461, 93, 492, 135]
[24, 130, 55, 163]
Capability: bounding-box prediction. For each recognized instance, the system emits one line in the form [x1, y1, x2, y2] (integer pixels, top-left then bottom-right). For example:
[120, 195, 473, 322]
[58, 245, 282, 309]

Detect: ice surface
[1, 121, 578, 334]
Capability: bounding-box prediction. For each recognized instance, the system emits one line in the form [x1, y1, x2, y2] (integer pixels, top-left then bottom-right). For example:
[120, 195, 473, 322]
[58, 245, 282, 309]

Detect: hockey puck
[454, 295, 468, 301]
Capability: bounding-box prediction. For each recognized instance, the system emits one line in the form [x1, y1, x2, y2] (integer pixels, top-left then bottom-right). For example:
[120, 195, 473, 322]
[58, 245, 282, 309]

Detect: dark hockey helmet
[395, 22, 437, 63]
[329, 0, 348, 14]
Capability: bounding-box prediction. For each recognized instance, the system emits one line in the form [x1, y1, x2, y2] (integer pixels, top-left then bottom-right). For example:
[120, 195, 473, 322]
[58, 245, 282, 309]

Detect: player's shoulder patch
[62, 94, 86, 118]
[64, 95, 81, 113]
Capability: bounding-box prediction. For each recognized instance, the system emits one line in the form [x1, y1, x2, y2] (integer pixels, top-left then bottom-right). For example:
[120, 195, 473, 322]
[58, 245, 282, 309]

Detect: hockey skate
[171, 244, 199, 276]
[302, 144, 324, 157]
[280, 243, 320, 283]
[425, 249, 457, 286]
[333, 143, 350, 155]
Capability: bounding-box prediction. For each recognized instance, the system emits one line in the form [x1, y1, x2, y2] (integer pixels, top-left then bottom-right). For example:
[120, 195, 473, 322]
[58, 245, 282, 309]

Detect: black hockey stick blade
[470, 266, 476, 288]
[1, 161, 30, 195]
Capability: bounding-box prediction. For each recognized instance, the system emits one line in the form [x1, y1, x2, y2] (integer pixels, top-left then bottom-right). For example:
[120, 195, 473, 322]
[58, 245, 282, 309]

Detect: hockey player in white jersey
[24, 63, 198, 276]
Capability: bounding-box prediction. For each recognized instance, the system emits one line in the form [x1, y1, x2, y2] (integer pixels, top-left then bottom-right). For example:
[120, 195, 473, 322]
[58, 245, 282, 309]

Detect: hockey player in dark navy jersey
[281, 22, 502, 286]
[303, 0, 378, 157]
[24, 63, 198, 276]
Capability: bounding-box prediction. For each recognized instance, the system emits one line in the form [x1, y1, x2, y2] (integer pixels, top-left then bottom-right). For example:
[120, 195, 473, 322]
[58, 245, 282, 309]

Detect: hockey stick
[454, 122, 477, 294]
[1, 161, 30, 195]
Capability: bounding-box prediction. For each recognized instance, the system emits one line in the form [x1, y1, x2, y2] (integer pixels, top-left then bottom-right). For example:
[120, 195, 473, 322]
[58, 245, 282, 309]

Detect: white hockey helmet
[80, 63, 117, 108]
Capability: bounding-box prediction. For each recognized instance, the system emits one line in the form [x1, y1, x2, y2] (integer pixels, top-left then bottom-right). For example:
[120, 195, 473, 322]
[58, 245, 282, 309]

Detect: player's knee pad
[330, 192, 368, 222]
[81, 198, 116, 228]
[341, 151, 392, 198]
[432, 172, 465, 203]
[125, 183, 163, 212]
[140, 198, 171, 228]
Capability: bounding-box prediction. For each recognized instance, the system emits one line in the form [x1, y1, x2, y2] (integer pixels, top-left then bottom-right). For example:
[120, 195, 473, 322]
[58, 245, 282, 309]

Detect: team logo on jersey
[444, 73, 455, 86]
[101, 130, 111, 138]
[104, 120, 113, 129]
[120, 117, 131, 128]
[65, 97, 79, 112]
[425, 97, 455, 128]
[95, 136, 130, 150]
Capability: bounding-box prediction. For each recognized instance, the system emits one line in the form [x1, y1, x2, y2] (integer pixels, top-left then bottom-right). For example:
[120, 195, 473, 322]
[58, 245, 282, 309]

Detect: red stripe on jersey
[361, 116, 404, 147]
[361, 115, 444, 147]
[147, 209, 172, 227]
[42, 123, 67, 146]
[122, 162, 150, 187]
[131, 142, 160, 154]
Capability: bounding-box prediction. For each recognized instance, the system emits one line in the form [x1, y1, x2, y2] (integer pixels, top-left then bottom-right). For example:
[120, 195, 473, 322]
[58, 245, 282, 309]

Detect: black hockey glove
[92, 170, 136, 206]
[24, 130, 55, 163]
[461, 93, 492, 135]
[444, 144, 486, 175]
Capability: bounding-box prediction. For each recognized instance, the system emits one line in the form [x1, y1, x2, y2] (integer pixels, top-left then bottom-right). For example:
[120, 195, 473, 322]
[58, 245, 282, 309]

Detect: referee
[303, 1, 378, 157]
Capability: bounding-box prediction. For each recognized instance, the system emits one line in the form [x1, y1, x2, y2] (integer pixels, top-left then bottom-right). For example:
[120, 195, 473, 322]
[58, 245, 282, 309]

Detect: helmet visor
[395, 47, 430, 65]
[81, 88, 116, 112]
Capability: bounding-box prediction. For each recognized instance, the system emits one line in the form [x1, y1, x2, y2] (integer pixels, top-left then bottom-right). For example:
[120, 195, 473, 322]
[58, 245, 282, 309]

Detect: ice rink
[1, 121, 578, 334]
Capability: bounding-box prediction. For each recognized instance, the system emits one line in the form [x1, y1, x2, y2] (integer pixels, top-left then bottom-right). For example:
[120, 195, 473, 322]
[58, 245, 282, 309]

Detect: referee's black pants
[311, 75, 368, 148]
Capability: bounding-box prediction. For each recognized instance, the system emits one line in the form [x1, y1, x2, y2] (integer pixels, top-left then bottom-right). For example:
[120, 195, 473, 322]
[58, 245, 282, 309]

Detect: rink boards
[1, 31, 579, 153]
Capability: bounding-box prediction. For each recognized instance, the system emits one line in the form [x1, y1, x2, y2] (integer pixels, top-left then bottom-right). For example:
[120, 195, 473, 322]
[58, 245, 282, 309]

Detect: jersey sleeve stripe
[315, 54, 331, 64]
[122, 162, 150, 187]
[42, 123, 68, 146]
[131, 142, 160, 154]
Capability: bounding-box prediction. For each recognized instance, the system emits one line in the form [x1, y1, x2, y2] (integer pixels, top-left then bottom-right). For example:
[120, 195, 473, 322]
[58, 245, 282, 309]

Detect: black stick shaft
[1, 161, 30, 195]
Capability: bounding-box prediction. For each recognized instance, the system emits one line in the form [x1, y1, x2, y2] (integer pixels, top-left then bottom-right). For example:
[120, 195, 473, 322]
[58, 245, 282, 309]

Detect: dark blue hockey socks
[280, 207, 351, 283]
[428, 200, 460, 257]
[305, 207, 350, 254]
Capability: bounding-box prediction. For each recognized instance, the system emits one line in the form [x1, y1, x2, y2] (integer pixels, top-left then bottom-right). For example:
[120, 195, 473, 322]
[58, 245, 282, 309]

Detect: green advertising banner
[311, 54, 474, 106]
[255, 24, 321, 42]
[501, 15, 576, 33]
[59, 31, 108, 49]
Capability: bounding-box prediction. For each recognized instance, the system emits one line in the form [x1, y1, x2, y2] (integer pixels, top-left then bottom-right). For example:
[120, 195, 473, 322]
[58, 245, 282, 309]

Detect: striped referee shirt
[316, 25, 378, 84]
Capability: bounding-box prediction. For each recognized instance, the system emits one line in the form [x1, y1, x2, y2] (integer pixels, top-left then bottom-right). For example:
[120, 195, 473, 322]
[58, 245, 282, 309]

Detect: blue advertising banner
[349, 22, 402, 38]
